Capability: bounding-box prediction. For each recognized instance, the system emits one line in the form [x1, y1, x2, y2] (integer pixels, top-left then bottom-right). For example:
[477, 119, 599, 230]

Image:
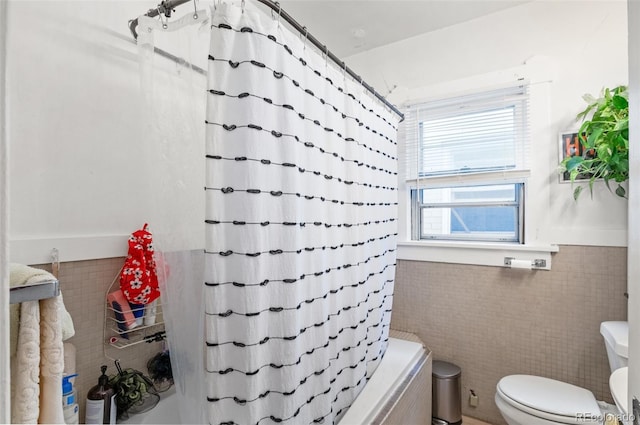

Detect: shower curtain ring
[302, 27, 308, 51]
[342, 61, 347, 84]
[192, 0, 198, 19]
[277, 2, 282, 27]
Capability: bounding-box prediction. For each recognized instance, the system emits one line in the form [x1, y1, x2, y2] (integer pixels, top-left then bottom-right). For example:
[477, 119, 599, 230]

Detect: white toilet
[495, 321, 629, 425]
[609, 366, 630, 425]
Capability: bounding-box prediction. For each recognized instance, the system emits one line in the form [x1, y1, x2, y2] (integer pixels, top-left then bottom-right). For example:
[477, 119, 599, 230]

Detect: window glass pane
[451, 185, 515, 203]
[421, 206, 518, 240]
[450, 206, 517, 233]
[420, 207, 448, 235]
[421, 184, 516, 204]
[417, 183, 522, 242]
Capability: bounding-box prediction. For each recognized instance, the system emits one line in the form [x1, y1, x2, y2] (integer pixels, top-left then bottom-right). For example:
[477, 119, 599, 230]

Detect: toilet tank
[600, 321, 628, 372]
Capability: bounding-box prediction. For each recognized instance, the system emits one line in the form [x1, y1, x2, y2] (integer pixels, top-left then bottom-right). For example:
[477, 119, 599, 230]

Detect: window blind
[401, 84, 530, 185]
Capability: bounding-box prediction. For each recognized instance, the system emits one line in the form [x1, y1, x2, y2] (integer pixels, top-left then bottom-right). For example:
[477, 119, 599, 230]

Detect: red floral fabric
[119, 223, 160, 305]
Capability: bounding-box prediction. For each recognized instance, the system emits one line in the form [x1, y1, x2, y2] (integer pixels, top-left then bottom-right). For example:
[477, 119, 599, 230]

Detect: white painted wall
[7, 1, 207, 264]
[1, 1, 10, 421]
[346, 0, 629, 248]
[7, 1, 629, 265]
[627, 0, 639, 420]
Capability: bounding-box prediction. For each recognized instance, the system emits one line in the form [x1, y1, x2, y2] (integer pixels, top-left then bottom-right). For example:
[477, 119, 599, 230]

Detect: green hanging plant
[559, 85, 629, 200]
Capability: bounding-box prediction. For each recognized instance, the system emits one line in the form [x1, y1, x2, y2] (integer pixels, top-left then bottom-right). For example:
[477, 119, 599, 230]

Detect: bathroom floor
[463, 416, 493, 425]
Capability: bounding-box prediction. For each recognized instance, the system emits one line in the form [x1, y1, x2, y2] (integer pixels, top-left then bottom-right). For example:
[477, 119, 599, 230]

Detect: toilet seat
[497, 375, 601, 425]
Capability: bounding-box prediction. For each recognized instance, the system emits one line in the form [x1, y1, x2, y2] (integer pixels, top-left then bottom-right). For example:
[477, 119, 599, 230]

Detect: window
[412, 183, 523, 242]
[402, 85, 530, 243]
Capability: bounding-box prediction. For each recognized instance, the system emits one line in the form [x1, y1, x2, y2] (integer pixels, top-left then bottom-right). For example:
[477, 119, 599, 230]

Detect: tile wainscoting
[19, 244, 626, 424]
[33, 258, 164, 422]
[391, 245, 627, 425]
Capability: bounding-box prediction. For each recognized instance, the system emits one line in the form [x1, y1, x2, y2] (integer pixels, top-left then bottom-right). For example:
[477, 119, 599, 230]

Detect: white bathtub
[120, 386, 179, 424]
[338, 336, 427, 425]
[122, 336, 428, 425]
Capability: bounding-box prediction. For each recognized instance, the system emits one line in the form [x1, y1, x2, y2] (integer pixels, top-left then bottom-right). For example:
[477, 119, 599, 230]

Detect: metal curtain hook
[241, 0, 245, 13]
[158, 9, 168, 29]
[51, 248, 60, 279]
[192, 0, 198, 19]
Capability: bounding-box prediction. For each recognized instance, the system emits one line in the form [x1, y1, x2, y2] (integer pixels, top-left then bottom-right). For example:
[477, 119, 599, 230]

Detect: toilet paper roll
[510, 259, 532, 270]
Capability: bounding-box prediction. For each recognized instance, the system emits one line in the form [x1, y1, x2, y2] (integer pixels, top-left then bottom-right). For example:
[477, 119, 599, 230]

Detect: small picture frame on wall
[558, 131, 595, 182]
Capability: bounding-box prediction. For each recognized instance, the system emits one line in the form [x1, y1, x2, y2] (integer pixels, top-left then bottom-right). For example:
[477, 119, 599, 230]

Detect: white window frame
[396, 66, 559, 269]
[405, 85, 529, 244]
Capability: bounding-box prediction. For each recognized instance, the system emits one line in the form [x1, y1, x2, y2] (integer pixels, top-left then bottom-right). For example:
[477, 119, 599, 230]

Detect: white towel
[59, 293, 75, 341]
[10, 296, 66, 424]
[10, 263, 53, 287]
[11, 300, 41, 424]
[38, 296, 65, 424]
[9, 263, 75, 357]
[9, 264, 70, 424]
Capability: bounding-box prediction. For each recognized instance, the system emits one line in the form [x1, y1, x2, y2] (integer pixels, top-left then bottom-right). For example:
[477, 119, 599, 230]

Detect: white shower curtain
[205, 2, 400, 424]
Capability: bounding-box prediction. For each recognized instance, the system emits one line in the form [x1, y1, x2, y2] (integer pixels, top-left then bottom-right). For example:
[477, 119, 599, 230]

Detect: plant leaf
[565, 155, 584, 171]
[565, 86, 628, 200]
[573, 185, 583, 201]
[589, 127, 605, 145]
[614, 120, 629, 132]
[612, 95, 628, 110]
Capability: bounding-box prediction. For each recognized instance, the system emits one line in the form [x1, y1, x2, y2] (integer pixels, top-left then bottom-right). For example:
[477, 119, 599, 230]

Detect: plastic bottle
[85, 365, 116, 424]
[62, 373, 79, 425]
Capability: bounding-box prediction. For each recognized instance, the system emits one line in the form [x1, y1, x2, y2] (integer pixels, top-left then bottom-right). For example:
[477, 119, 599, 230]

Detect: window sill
[397, 240, 559, 270]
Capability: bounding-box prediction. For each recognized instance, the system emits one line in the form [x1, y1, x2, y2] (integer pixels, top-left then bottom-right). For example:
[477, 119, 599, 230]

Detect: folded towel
[11, 300, 41, 424]
[39, 295, 65, 424]
[9, 264, 71, 424]
[59, 293, 75, 341]
[10, 263, 55, 287]
[11, 297, 66, 424]
[9, 263, 75, 357]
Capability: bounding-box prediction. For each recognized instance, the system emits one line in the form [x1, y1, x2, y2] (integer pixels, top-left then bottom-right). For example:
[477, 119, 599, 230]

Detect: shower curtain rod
[128, 0, 404, 121]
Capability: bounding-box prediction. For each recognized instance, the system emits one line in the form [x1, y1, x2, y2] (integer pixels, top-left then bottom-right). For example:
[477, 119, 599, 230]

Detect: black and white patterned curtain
[205, 2, 399, 424]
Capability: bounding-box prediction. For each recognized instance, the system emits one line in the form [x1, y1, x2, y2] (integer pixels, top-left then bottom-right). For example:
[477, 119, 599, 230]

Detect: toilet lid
[498, 375, 601, 423]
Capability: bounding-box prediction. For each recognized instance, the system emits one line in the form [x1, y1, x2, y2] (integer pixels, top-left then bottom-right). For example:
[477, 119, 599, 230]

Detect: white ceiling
[279, 1, 531, 58]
